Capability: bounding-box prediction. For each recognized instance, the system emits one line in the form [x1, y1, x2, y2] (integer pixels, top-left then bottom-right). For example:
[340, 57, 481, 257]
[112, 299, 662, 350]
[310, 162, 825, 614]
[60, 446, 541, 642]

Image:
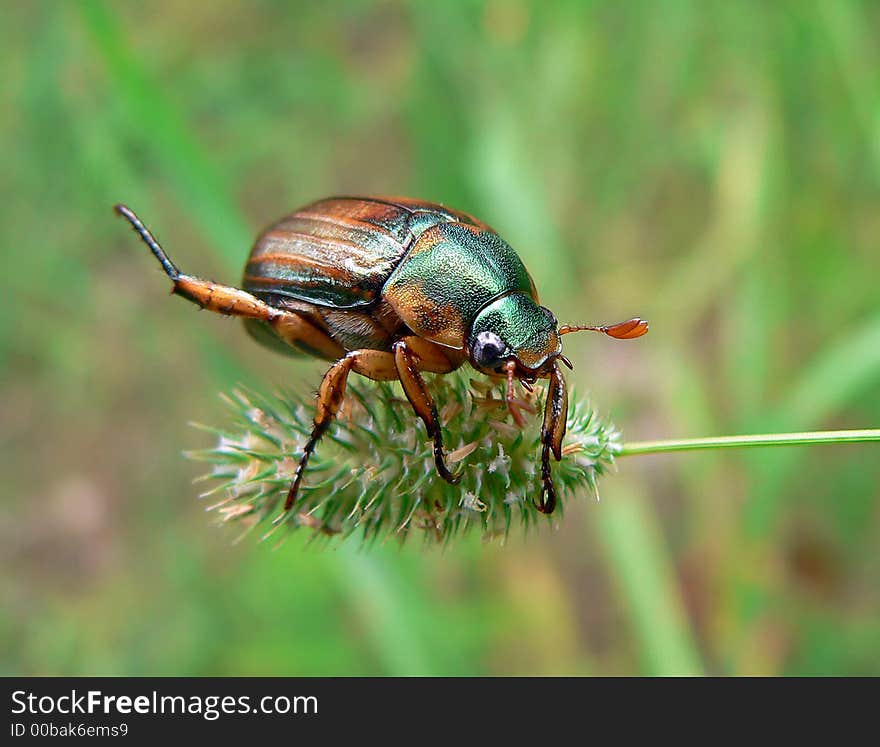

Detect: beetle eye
[473, 331, 508, 369]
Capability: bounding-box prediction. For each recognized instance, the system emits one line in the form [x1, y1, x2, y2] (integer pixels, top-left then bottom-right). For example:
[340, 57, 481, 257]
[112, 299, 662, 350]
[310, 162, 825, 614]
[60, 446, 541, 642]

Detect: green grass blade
[76, 0, 251, 265]
[332, 547, 434, 676]
[745, 314, 880, 537]
[592, 481, 703, 676]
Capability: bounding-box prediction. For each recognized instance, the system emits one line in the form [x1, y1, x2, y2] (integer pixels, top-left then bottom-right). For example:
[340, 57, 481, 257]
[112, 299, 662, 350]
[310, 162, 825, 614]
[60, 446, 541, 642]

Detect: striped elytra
[243, 196, 495, 310]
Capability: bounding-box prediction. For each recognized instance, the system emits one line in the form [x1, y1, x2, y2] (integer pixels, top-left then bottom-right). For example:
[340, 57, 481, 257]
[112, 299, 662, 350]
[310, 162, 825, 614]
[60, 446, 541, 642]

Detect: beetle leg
[116, 203, 349, 359]
[285, 349, 399, 510]
[398, 335, 463, 374]
[392, 339, 460, 485]
[171, 276, 280, 318]
[285, 355, 356, 510]
[504, 360, 529, 428]
[117, 203, 277, 316]
[117, 202, 303, 323]
[166, 274, 348, 360]
[266, 314, 345, 360]
[537, 363, 568, 514]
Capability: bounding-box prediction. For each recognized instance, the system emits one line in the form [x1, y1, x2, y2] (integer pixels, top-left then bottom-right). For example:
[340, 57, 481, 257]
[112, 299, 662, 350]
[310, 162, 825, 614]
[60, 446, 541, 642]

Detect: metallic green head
[467, 292, 562, 376]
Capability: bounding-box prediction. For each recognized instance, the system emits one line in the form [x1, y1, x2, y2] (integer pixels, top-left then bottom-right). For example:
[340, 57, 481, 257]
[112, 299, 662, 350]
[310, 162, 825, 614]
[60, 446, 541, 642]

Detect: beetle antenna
[559, 317, 648, 340]
[114, 204, 180, 280]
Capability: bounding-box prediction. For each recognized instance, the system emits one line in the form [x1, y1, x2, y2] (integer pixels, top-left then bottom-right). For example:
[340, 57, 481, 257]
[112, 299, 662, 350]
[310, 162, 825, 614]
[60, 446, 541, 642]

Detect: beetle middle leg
[393, 338, 461, 486]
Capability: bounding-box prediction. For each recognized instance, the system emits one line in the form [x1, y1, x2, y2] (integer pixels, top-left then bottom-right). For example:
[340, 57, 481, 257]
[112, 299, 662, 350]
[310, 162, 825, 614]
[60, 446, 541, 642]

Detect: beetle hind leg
[117, 202, 349, 362]
[116, 203, 285, 321]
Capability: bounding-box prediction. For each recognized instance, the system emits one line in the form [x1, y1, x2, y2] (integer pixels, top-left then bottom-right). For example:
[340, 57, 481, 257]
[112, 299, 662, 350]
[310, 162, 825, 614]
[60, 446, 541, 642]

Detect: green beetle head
[467, 293, 562, 378]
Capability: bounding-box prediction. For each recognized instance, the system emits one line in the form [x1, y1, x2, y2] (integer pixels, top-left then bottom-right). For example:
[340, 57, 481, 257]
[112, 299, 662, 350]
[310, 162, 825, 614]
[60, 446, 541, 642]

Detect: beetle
[115, 196, 647, 514]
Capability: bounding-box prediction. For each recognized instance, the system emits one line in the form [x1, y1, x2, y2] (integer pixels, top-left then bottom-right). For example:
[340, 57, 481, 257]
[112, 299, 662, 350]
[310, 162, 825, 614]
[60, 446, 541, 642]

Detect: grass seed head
[188, 372, 622, 546]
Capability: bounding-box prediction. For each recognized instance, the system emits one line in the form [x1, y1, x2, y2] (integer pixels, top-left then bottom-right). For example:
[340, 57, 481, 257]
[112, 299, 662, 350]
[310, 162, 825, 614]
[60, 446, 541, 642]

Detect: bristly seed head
[187, 372, 622, 546]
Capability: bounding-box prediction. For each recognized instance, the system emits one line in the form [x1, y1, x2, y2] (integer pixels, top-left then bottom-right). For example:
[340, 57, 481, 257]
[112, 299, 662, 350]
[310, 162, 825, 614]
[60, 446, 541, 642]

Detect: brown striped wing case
[243, 196, 495, 310]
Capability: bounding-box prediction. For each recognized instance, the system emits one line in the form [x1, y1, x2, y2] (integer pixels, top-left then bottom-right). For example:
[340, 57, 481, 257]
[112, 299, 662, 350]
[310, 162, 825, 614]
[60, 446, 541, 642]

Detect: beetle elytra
[116, 196, 647, 514]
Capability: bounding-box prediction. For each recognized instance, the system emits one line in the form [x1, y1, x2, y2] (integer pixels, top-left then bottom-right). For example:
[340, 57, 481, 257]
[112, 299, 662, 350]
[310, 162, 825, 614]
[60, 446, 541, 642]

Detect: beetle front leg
[503, 360, 538, 428]
[538, 363, 568, 514]
[392, 339, 460, 486]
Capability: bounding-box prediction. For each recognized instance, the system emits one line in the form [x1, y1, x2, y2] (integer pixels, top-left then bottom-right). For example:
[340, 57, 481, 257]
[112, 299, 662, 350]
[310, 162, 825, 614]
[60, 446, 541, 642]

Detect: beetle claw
[536, 477, 557, 514]
[537, 440, 558, 514]
[435, 457, 461, 485]
[444, 471, 462, 485]
[433, 441, 461, 484]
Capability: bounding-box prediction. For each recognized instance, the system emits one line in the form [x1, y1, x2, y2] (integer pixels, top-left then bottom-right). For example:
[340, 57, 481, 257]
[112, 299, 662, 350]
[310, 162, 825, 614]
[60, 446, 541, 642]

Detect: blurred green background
[2, 0, 879, 676]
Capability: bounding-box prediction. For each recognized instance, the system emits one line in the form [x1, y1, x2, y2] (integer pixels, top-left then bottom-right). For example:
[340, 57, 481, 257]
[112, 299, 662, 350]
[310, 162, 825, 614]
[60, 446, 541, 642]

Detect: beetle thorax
[382, 222, 537, 350]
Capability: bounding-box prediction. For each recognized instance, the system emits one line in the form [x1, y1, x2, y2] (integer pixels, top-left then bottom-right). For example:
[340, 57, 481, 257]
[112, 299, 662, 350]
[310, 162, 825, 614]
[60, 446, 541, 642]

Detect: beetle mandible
[115, 196, 647, 514]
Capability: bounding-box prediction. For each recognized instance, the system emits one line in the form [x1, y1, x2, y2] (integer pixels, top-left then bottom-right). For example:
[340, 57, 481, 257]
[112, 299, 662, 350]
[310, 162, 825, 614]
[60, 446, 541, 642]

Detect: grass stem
[620, 429, 880, 456]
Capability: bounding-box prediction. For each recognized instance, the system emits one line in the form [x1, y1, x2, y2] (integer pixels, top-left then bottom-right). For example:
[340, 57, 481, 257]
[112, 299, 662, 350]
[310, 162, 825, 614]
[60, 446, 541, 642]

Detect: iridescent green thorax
[383, 221, 536, 349]
[470, 293, 561, 372]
